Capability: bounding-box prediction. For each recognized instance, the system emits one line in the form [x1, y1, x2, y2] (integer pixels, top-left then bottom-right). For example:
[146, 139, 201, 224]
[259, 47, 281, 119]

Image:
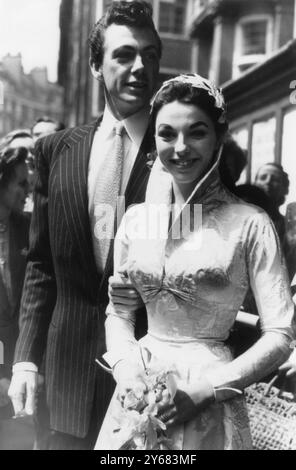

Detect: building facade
[0, 54, 64, 138]
[190, 0, 296, 208]
[58, 0, 98, 127]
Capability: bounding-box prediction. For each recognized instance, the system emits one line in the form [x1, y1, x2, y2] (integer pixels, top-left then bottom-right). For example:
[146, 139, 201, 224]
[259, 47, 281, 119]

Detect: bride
[95, 74, 295, 450]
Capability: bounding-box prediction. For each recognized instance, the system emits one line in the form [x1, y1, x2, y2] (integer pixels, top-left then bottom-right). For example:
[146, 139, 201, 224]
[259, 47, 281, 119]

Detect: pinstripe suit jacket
[14, 119, 153, 437]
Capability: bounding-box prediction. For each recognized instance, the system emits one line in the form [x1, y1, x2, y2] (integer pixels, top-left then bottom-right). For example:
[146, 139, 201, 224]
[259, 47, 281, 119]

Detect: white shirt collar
[101, 105, 150, 147]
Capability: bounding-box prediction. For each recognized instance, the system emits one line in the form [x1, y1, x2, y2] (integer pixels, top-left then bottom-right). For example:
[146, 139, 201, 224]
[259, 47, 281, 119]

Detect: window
[0, 79, 3, 106]
[22, 105, 29, 123]
[232, 127, 249, 184]
[193, 0, 208, 16]
[233, 15, 273, 78]
[251, 116, 276, 181]
[241, 20, 267, 55]
[158, 0, 187, 35]
[0, 113, 3, 134]
[232, 127, 248, 151]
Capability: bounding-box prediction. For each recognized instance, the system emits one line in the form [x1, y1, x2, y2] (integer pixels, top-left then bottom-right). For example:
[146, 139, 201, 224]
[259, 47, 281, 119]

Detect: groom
[9, 0, 161, 450]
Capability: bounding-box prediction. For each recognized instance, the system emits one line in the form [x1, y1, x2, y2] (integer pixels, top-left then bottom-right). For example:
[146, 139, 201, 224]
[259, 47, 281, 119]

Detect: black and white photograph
[0, 0, 296, 452]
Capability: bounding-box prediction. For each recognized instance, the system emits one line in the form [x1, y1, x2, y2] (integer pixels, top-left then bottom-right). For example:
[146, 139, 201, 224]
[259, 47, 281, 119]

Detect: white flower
[113, 367, 177, 450]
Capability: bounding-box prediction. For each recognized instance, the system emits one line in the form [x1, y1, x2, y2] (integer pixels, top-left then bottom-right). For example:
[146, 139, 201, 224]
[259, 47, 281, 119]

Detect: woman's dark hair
[89, 0, 162, 70]
[151, 81, 228, 140]
[0, 146, 28, 190]
[234, 184, 272, 213]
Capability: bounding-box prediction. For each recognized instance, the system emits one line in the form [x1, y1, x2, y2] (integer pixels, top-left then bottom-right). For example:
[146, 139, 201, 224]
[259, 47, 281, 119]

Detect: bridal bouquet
[114, 366, 177, 450]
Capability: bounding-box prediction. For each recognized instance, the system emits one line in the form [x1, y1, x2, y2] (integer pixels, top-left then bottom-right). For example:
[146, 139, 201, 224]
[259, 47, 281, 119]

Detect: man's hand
[8, 371, 38, 416]
[108, 275, 143, 313]
[157, 378, 215, 427]
[0, 378, 11, 407]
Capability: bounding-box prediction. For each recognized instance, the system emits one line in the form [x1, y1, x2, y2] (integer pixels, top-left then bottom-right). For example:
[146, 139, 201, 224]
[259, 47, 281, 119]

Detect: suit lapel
[59, 119, 102, 278]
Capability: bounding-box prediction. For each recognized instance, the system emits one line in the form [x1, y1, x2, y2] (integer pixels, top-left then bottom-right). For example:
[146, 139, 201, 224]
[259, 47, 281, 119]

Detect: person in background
[0, 146, 32, 449]
[284, 202, 296, 281]
[0, 130, 36, 213]
[255, 163, 289, 245]
[218, 134, 247, 192]
[31, 117, 65, 143]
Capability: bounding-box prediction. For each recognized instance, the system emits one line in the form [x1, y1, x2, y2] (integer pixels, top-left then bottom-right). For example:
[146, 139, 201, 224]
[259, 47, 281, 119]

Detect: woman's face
[155, 100, 218, 191]
[0, 162, 29, 214]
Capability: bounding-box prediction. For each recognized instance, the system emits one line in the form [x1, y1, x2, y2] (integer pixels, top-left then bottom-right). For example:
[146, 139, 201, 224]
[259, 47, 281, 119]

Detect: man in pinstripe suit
[8, 1, 161, 449]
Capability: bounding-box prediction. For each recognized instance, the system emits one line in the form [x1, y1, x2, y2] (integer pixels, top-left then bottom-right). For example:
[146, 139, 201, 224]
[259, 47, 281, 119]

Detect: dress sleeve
[206, 212, 296, 400]
[103, 207, 142, 369]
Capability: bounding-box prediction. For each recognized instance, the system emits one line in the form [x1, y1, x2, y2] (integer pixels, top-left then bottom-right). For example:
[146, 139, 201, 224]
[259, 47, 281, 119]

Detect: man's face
[94, 24, 160, 118]
[32, 121, 57, 143]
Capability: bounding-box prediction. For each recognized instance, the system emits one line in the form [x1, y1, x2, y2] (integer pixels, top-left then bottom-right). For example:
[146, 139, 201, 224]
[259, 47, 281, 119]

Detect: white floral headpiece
[152, 73, 227, 124]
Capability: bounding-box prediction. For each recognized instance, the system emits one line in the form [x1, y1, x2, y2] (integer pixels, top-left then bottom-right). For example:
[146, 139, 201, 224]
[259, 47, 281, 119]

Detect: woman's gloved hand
[113, 360, 148, 410]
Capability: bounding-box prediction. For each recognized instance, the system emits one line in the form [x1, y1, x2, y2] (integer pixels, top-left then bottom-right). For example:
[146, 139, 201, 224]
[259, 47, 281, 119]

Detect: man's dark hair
[88, 0, 162, 70]
[32, 116, 65, 132]
[0, 146, 28, 190]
